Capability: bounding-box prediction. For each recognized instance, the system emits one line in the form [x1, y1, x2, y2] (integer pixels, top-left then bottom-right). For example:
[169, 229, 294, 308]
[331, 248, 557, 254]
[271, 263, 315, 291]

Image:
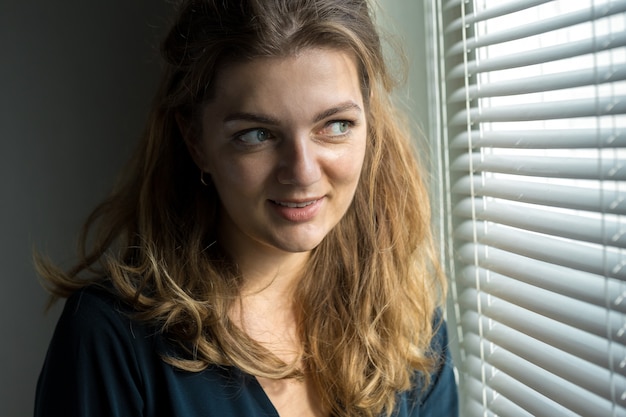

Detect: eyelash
[233, 128, 274, 146]
[231, 119, 357, 148]
[320, 120, 356, 138]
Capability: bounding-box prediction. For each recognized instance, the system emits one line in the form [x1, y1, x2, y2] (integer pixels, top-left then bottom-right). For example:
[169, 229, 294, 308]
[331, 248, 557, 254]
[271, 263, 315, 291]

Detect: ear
[176, 112, 209, 172]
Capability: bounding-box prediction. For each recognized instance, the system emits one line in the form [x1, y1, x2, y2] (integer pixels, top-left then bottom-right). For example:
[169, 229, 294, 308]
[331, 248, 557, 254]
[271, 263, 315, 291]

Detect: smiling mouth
[271, 199, 319, 208]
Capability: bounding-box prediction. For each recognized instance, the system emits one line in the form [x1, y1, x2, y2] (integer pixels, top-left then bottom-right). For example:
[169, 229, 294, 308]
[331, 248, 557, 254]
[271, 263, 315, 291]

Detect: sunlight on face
[187, 48, 367, 266]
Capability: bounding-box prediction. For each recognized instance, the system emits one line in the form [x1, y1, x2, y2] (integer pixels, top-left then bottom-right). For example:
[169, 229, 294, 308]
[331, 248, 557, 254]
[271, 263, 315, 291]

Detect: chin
[277, 242, 320, 254]
[273, 235, 326, 254]
[268, 224, 332, 253]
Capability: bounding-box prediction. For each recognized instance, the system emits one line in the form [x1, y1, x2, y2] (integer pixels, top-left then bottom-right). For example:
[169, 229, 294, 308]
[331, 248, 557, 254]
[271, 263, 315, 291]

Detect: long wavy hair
[36, 0, 447, 416]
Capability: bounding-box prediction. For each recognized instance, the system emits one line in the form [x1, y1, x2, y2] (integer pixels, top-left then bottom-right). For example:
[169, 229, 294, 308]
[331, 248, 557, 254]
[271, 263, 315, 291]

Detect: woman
[34, 0, 458, 416]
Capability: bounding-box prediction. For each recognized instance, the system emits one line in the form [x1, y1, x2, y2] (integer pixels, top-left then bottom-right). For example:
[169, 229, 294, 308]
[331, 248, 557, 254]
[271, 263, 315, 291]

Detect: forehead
[206, 48, 364, 116]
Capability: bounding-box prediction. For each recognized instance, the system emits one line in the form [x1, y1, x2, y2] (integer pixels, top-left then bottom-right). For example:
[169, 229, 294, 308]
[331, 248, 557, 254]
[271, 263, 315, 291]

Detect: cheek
[344, 156, 365, 182]
[334, 143, 367, 185]
[210, 156, 269, 196]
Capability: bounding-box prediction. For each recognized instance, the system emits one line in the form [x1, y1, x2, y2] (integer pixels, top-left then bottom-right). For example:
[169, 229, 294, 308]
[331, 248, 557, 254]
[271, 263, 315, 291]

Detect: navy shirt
[35, 287, 458, 416]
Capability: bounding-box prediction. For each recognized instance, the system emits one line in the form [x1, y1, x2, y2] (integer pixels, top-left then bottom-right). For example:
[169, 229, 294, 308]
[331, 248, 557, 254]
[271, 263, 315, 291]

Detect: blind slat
[462, 324, 626, 406]
[463, 355, 614, 417]
[458, 285, 626, 349]
[451, 153, 626, 181]
[453, 198, 626, 249]
[460, 288, 626, 372]
[447, 1, 626, 56]
[456, 242, 625, 312]
[455, 220, 626, 280]
[448, 64, 626, 102]
[446, 0, 551, 33]
[463, 402, 490, 417]
[464, 336, 625, 416]
[463, 397, 499, 417]
[440, 0, 626, 414]
[464, 375, 537, 417]
[450, 128, 626, 149]
[448, 30, 626, 78]
[452, 175, 626, 215]
[449, 95, 626, 125]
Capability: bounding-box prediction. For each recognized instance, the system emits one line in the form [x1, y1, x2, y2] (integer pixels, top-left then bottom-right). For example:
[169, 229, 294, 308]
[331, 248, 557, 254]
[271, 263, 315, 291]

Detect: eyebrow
[313, 101, 362, 123]
[223, 112, 280, 125]
[222, 101, 362, 125]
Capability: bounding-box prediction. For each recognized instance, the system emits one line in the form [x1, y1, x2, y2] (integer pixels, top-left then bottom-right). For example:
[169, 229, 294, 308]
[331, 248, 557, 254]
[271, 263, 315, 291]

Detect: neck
[225, 244, 308, 365]
[238, 249, 309, 299]
[217, 222, 311, 299]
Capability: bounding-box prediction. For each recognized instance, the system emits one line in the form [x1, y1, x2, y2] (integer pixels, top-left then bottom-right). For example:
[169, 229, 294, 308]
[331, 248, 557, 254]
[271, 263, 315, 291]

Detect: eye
[235, 128, 273, 144]
[321, 120, 354, 137]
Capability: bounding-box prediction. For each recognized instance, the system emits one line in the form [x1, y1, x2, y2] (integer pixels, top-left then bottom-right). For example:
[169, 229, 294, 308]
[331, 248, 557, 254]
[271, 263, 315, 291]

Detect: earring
[200, 171, 209, 186]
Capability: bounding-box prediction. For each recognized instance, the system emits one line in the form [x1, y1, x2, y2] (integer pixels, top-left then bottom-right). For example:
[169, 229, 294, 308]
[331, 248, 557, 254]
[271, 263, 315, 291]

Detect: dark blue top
[35, 286, 458, 416]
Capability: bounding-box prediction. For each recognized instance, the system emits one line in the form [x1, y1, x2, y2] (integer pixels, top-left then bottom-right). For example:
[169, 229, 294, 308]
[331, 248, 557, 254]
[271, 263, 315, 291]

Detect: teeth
[275, 200, 316, 208]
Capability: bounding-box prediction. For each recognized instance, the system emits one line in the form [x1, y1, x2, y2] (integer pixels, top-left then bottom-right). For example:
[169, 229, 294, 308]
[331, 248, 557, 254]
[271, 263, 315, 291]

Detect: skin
[186, 47, 367, 286]
[184, 47, 368, 417]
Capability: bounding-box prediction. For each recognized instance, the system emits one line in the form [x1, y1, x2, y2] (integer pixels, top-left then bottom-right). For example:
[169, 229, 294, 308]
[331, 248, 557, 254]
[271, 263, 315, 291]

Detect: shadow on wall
[0, 2, 173, 416]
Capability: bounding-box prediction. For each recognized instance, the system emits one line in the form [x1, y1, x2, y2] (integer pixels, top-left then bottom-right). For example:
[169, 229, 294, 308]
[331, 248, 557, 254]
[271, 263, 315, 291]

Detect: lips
[271, 199, 319, 208]
[269, 197, 324, 222]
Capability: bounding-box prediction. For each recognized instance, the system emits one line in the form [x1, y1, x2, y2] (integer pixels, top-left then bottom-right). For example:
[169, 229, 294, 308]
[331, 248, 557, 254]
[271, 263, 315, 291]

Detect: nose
[276, 135, 322, 186]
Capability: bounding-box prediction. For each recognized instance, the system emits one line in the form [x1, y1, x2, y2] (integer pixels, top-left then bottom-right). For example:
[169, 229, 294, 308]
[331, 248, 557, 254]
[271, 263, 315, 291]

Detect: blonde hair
[36, 1, 447, 416]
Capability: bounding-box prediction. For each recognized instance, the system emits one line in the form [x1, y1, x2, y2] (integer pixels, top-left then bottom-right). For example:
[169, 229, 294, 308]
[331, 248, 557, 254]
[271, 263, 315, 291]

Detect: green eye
[327, 121, 352, 136]
[238, 129, 271, 143]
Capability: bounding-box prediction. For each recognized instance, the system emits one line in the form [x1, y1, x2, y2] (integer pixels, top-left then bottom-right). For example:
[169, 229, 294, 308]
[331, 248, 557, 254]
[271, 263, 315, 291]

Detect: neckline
[234, 368, 281, 417]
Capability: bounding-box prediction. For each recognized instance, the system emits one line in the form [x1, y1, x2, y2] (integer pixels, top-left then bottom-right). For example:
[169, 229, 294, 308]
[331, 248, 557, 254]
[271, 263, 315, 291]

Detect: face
[186, 48, 367, 263]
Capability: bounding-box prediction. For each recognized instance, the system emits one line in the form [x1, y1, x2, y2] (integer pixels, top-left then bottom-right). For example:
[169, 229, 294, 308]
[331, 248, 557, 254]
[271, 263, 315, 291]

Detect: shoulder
[64, 283, 130, 315]
[396, 316, 459, 417]
[35, 285, 157, 416]
[43, 284, 153, 365]
[52, 284, 165, 363]
[422, 317, 458, 404]
[54, 285, 137, 338]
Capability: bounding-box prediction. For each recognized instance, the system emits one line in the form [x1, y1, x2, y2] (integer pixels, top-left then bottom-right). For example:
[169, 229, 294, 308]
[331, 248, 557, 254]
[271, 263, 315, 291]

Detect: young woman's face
[187, 48, 367, 259]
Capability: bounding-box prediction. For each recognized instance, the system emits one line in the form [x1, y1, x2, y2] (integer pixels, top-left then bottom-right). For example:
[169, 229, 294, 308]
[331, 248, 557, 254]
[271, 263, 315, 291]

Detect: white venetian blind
[432, 0, 626, 416]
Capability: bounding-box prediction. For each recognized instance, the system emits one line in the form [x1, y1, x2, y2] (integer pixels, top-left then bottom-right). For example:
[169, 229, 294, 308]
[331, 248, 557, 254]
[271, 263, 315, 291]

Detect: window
[426, 0, 626, 415]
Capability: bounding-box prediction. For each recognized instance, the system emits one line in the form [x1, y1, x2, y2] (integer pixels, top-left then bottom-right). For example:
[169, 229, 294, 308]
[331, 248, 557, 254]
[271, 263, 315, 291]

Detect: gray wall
[377, 0, 431, 145]
[1, 2, 171, 416]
